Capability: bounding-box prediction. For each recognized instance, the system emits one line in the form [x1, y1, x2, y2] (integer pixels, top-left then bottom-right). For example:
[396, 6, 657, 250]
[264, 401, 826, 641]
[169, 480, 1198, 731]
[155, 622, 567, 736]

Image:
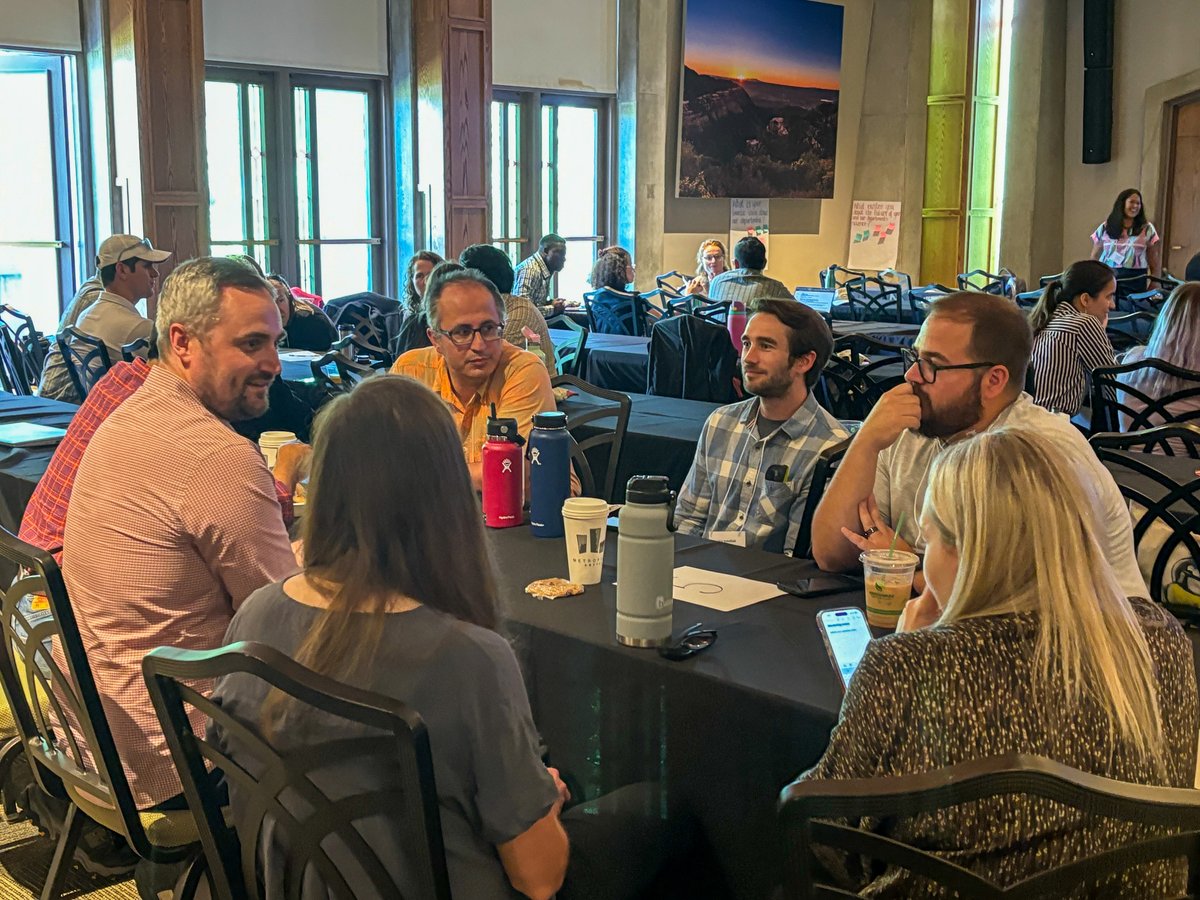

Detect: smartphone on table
[776, 573, 859, 598]
[816, 607, 872, 689]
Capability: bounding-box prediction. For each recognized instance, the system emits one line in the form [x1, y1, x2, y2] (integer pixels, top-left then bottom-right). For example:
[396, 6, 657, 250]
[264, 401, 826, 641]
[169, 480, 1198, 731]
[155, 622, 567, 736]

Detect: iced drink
[860, 549, 919, 628]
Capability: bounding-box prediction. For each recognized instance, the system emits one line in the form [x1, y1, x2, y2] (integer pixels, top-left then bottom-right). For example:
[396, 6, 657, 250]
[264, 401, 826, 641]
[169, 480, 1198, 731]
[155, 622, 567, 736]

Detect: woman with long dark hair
[266, 273, 337, 352]
[211, 376, 569, 899]
[403, 250, 446, 316]
[1090, 188, 1161, 295]
[1028, 259, 1117, 415]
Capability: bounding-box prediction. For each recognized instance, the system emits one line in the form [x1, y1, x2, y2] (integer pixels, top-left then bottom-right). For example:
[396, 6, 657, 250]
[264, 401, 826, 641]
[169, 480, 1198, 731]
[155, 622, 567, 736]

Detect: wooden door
[1165, 98, 1200, 275]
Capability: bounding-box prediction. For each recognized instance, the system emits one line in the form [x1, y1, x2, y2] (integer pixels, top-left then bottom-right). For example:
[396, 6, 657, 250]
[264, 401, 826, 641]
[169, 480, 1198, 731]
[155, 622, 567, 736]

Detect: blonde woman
[685, 239, 727, 295]
[800, 428, 1197, 897]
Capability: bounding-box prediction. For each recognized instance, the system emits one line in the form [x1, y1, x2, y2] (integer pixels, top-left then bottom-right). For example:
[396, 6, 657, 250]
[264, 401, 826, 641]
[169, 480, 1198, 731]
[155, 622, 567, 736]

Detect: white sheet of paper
[672, 566, 783, 612]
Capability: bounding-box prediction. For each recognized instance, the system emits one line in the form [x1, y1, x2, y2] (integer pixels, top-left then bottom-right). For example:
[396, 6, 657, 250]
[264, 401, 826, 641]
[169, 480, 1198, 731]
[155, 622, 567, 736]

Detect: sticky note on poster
[846, 200, 901, 271]
[729, 198, 770, 265]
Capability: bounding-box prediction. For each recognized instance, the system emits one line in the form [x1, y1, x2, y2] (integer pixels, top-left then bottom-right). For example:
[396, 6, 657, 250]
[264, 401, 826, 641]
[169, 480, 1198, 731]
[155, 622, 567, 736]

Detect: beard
[742, 365, 792, 399]
[914, 377, 983, 439]
[196, 369, 274, 422]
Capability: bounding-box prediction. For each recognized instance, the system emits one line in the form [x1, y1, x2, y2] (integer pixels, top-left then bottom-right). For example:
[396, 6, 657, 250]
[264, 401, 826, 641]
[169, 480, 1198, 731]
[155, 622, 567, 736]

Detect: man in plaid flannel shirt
[675, 298, 846, 554]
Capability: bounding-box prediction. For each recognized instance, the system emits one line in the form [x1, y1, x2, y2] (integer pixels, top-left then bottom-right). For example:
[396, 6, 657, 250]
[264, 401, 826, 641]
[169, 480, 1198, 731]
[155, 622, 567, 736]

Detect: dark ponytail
[1028, 259, 1115, 334]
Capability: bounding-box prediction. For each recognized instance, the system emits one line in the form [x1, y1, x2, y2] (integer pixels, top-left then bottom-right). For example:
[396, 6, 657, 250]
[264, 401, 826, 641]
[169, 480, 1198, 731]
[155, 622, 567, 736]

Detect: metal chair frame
[545, 314, 587, 376]
[1089, 358, 1200, 433]
[55, 327, 113, 401]
[792, 438, 851, 559]
[552, 374, 632, 501]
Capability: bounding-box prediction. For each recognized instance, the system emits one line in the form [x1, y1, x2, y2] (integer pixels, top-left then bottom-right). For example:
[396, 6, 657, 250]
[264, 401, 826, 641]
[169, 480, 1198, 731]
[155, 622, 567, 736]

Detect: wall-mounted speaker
[1082, 0, 1115, 164]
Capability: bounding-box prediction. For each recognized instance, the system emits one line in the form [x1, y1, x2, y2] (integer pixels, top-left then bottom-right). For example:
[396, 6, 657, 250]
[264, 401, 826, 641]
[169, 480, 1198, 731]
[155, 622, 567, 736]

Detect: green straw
[888, 512, 906, 558]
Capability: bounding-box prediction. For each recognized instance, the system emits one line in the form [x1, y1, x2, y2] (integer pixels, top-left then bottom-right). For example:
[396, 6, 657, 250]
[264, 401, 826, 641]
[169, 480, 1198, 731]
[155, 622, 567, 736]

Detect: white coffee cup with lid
[258, 431, 297, 469]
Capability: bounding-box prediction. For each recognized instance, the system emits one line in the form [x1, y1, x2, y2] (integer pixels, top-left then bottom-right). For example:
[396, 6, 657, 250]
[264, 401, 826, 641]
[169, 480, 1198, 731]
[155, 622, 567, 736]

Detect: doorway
[1164, 95, 1200, 276]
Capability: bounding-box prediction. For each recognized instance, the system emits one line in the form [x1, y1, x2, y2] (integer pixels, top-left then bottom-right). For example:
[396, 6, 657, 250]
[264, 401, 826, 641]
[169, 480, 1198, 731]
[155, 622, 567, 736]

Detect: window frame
[205, 65, 392, 297]
[0, 49, 86, 327]
[489, 86, 615, 293]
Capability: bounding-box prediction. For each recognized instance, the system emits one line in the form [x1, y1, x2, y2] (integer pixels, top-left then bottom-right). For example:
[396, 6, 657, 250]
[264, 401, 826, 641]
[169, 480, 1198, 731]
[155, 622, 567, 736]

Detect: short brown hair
[748, 298, 833, 388]
[926, 292, 1032, 394]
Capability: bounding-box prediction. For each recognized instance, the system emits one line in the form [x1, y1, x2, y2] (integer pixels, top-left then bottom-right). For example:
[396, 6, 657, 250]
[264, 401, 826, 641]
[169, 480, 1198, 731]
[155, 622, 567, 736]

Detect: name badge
[708, 530, 748, 547]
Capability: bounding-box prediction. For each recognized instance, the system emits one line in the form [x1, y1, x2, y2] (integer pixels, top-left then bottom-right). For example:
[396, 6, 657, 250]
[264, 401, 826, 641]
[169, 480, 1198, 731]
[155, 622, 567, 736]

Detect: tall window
[0, 50, 85, 333]
[489, 90, 611, 301]
[204, 69, 386, 298]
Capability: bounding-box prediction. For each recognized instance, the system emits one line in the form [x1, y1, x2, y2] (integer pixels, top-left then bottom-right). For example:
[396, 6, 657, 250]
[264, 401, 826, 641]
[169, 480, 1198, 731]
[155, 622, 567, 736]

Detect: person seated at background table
[39, 234, 171, 402]
[19, 330, 307, 561]
[265, 273, 337, 352]
[675, 299, 846, 553]
[461, 243, 556, 376]
[1089, 187, 1161, 293]
[685, 239, 727, 296]
[60, 257, 298, 812]
[1027, 259, 1116, 416]
[1118, 281, 1200, 440]
[588, 246, 636, 292]
[392, 260, 464, 358]
[514, 234, 567, 317]
[799, 428, 1197, 897]
[214, 374, 695, 900]
[56, 233, 170, 332]
[706, 236, 790, 309]
[811, 292, 1147, 601]
[390, 267, 555, 491]
[1186, 252, 1200, 282]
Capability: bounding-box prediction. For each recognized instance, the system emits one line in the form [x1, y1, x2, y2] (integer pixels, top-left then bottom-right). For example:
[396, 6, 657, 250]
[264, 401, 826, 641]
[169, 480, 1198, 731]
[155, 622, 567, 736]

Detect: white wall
[0, 0, 81, 52]
[493, 0, 617, 92]
[1061, 0, 1200, 264]
[204, 0, 387, 75]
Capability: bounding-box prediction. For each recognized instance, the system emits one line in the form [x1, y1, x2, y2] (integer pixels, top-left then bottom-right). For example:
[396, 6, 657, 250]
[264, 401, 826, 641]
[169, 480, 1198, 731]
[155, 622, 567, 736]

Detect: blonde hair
[694, 239, 727, 278]
[922, 427, 1166, 771]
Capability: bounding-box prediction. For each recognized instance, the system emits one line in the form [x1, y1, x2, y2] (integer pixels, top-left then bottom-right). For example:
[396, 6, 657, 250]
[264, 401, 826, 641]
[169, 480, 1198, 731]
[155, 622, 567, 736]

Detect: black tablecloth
[559, 392, 717, 502]
[489, 525, 845, 898]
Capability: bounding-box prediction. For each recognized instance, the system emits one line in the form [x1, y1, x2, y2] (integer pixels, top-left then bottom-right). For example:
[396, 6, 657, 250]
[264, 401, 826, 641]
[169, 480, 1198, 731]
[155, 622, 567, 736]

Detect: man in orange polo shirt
[391, 267, 555, 490]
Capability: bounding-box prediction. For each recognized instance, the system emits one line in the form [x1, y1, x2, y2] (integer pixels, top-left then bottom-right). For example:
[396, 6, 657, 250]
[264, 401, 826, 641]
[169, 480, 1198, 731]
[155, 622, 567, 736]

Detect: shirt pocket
[759, 477, 798, 521]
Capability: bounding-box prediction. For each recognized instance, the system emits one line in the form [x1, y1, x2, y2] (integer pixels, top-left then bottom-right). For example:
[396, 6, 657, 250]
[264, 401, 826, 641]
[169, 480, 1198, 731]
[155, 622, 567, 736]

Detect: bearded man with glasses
[391, 267, 557, 491]
[812, 291, 1146, 604]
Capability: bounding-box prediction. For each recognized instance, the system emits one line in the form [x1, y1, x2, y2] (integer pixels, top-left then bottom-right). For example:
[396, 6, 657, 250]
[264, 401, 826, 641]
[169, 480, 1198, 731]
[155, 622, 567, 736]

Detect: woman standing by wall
[1090, 188, 1161, 296]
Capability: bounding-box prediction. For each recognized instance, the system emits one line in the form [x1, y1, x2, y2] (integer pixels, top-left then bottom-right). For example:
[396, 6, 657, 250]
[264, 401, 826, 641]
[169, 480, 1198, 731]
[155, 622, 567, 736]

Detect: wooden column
[413, 0, 492, 258]
[105, 0, 208, 298]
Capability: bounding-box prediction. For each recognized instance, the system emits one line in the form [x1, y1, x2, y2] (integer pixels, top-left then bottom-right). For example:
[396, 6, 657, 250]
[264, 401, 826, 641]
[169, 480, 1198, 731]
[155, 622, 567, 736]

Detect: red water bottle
[481, 407, 525, 528]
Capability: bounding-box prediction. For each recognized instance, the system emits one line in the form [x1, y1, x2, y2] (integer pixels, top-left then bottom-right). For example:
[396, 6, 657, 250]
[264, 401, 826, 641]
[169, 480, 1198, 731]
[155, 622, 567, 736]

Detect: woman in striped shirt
[1028, 259, 1117, 415]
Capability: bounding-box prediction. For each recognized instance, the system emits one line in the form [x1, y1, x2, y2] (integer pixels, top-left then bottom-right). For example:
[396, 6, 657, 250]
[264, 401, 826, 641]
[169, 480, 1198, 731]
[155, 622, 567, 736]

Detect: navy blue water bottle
[527, 411, 572, 538]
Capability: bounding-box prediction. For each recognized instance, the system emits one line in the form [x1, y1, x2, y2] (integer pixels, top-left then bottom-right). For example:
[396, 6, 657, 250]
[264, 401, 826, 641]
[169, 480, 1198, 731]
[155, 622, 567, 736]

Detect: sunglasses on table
[657, 622, 718, 661]
[900, 348, 999, 384]
[435, 321, 506, 346]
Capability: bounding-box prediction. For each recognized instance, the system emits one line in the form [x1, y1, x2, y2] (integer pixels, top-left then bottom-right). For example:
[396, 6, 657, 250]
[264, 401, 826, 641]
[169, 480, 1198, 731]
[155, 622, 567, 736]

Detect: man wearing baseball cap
[40, 235, 172, 402]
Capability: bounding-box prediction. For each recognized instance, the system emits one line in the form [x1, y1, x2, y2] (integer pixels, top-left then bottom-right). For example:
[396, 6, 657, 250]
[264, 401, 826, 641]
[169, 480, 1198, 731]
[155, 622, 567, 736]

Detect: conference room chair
[121, 336, 151, 363]
[791, 437, 851, 559]
[1015, 288, 1042, 311]
[655, 270, 688, 298]
[956, 267, 1016, 296]
[1090, 425, 1200, 614]
[0, 304, 46, 392]
[56, 327, 113, 401]
[330, 299, 395, 353]
[0, 527, 205, 900]
[583, 287, 660, 337]
[1039, 272, 1063, 288]
[1089, 358, 1200, 433]
[1106, 311, 1156, 355]
[778, 752, 1200, 899]
[814, 335, 907, 421]
[143, 641, 452, 900]
[1122, 286, 1170, 315]
[693, 299, 731, 325]
[551, 374, 632, 502]
[546, 313, 587, 376]
[663, 295, 697, 317]
[309, 338, 385, 397]
[818, 264, 867, 291]
[843, 275, 911, 324]
[0, 328, 34, 396]
[646, 314, 739, 403]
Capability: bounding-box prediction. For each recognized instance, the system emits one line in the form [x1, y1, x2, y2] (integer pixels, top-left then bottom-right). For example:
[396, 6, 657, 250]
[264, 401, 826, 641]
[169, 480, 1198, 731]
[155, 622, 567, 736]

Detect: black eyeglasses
[436, 321, 505, 347]
[657, 622, 718, 661]
[901, 348, 999, 384]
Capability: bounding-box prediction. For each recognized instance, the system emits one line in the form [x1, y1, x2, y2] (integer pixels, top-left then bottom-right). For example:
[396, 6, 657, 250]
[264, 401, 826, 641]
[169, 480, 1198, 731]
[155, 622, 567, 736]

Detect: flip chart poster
[846, 200, 901, 270]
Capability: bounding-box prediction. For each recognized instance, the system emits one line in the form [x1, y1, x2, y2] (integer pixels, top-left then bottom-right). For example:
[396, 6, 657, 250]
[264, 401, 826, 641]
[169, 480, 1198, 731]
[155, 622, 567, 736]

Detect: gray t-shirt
[873, 392, 1148, 601]
[211, 581, 559, 899]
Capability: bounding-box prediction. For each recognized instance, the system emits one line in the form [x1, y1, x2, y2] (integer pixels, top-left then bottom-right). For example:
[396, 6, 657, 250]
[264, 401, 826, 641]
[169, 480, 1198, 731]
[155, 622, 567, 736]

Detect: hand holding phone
[816, 607, 872, 689]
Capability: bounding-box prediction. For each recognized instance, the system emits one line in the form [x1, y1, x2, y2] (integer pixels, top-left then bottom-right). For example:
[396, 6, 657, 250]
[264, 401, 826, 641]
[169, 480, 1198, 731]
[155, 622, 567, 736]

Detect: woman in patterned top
[1090, 188, 1161, 296]
[685, 239, 728, 296]
[800, 428, 1198, 898]
[1027, 259, 1117, 415]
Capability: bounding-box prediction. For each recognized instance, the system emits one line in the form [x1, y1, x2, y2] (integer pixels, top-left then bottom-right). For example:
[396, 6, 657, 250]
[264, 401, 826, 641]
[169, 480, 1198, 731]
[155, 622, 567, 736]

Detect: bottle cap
[532, 411, 568, 429]
[486, 417, 520, 440]
[625, 475, 672, 505]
